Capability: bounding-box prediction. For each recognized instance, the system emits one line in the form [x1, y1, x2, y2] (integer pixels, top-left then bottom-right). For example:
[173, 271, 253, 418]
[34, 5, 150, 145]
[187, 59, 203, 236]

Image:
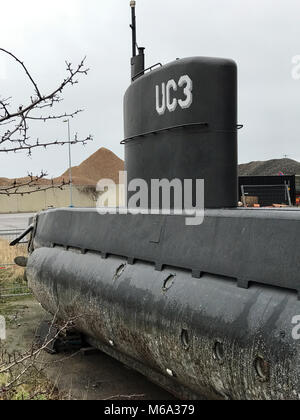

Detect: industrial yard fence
[0, 229, 32, 298]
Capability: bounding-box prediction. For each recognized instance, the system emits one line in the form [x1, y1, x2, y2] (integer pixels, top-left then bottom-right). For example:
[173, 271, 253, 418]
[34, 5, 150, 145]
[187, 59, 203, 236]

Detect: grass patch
[0, 296, 62, 400]
[0, 238, 27, 287]
[0, 370, 61, 400]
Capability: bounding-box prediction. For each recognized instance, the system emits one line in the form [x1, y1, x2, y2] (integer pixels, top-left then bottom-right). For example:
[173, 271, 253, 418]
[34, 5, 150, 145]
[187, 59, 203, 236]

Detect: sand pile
[0, 176, 51, 188]
[56, 147, 124, 185]
[239, 158, 300, 176]
[3, 153, 300, 187]
[0, 148, 124, 187]
[0, 177, 13, 186]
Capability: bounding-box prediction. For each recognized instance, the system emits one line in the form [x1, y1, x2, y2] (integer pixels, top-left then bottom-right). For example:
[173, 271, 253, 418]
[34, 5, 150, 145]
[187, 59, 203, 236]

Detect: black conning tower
[125, 2, 238, 209]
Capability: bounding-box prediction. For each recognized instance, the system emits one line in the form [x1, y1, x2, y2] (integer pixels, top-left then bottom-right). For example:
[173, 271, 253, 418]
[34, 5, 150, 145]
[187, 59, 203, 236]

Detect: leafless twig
[0, 314, 82, 398]
[0, 49, 93, 195]
[0, 172, 69, 196]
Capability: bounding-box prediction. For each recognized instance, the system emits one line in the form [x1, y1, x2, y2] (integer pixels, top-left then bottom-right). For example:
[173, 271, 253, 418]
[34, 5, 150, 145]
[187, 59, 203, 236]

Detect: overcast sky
[1, 0, 300, 178]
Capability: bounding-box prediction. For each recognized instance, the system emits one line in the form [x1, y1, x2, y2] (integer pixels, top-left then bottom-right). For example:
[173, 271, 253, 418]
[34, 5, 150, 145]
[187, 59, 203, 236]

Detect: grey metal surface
[27, 247, 300, 400]
[22, 44, 300, 401]
[124, 57, 238, 209]
[33, 208, 300, 297]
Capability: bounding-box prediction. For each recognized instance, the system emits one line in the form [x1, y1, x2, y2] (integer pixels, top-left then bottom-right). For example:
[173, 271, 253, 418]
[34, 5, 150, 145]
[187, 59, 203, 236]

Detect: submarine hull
[27, 225, 300, 400]
[23, 48, 300, 399]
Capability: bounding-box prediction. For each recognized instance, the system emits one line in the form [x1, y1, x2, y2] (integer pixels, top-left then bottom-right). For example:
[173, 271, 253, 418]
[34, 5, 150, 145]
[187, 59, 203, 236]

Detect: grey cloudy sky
[1, 0, 300, 178]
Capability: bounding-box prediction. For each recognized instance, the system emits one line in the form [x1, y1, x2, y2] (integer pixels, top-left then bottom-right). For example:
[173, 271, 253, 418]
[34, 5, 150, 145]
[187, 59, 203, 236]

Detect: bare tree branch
[0, 134, 92, 155]
[0, 314, 81, 395]
[0, 48, 42, 99]
[0, 49, 93, 195]
[0, 172, 70, 196]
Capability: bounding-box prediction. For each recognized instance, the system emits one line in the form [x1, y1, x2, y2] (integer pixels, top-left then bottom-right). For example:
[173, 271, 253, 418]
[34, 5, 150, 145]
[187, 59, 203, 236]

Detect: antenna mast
[130, 1, 137, 57]
[130, 1, 145, 81]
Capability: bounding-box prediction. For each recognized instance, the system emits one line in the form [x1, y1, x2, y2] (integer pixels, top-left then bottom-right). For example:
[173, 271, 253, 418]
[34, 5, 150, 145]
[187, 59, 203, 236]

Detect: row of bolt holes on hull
[114, 267, 270, 383]
[114, 265, 175, 293]
[114, 265, 175, 292]
[180, 332, 270, 383]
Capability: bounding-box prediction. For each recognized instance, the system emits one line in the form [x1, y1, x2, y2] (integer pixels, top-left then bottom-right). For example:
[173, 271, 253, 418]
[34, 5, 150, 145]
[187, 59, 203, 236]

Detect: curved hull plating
[27, 246, 300, 400]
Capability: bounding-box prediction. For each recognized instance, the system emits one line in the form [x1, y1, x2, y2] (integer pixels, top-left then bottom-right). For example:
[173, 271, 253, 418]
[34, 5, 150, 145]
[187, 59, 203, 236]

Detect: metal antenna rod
[130, 1, 137, 57]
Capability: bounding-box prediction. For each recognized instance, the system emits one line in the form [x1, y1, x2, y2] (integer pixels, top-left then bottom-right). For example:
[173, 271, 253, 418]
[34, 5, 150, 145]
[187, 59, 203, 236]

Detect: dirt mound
[57, 147, 124, 185]
[0, 176, 51, 187]
[0, 178, 11, 186]
[239, 158, 300, 176]
[0, 148, 124, 187]
[4, 152, 299, 187]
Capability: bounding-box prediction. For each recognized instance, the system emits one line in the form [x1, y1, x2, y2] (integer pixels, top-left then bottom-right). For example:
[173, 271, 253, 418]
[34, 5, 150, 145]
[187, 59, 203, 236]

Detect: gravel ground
[1, 295, 174, 400]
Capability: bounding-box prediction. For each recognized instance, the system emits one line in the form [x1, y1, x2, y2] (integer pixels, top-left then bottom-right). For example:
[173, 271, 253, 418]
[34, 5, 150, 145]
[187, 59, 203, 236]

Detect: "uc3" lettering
[156, 75, 193, 116]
